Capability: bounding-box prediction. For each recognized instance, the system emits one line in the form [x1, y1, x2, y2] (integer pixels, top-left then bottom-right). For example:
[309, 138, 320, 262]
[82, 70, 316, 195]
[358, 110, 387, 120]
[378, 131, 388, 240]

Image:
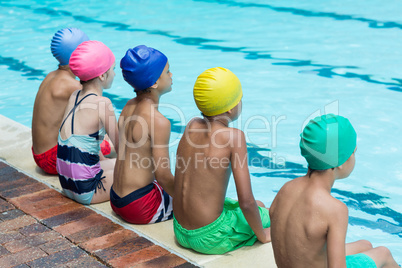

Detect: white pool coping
[0, 114, 277, 268]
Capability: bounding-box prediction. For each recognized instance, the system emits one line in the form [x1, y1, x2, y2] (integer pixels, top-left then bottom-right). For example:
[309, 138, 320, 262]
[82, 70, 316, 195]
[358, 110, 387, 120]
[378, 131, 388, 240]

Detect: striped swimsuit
[56, 91, 106, 205]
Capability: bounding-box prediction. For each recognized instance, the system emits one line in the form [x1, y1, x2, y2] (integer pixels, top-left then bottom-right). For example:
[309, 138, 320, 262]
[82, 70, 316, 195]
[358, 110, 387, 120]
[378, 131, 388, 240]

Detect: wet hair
[80, 77, 96, 85]
[134, 88, 152, 95]
[58, 65, 70, 70]
[201, 112, 229, 119]
[308, 167, 334, 177]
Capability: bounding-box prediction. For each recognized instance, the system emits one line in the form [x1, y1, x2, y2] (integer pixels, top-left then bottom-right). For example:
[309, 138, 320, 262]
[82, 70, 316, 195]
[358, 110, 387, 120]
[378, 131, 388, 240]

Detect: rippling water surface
[0, 0, 401, 262]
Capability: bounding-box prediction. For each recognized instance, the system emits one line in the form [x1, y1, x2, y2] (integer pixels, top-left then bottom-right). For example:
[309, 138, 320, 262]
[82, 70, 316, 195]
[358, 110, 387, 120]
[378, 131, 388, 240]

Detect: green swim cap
[300, 114, 356, 170]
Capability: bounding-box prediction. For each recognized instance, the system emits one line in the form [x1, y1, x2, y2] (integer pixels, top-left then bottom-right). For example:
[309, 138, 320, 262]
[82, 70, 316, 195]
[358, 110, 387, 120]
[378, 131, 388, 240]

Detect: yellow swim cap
[193, 67, 242, 116]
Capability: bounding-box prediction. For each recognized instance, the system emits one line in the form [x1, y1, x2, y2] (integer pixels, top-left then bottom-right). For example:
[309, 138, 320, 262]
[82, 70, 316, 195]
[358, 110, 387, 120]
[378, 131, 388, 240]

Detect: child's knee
[102, 170, 114, 185]
[368, 245, 396, 265]
[100, 158, 116, 171]
[375, 246, 392, 258]
[359, 239, 373, 251]
[256, 200, 265, 207]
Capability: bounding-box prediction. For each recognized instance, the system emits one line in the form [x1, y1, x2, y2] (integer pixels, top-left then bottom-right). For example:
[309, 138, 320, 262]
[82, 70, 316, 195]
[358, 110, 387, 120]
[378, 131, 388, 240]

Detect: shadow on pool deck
[0, 114, 277, 268]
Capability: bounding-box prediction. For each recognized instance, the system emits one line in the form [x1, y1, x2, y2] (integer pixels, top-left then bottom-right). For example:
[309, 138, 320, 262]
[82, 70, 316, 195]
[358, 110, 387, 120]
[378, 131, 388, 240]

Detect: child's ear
[335, 165, 342, 172]
[99, 73, 107, 81]
[150, 82, 158, 89]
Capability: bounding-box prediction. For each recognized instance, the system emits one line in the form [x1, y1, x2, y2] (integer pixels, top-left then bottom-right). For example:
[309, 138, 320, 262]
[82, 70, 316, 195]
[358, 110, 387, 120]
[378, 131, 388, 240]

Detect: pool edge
[0, 114, 277, 268]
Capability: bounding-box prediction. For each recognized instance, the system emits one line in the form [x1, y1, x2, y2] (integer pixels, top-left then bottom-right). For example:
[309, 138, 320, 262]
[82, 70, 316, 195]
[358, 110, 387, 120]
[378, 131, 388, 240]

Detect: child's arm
[100, 97, 119, 154]
[151, 114, 174, 197]
[231, 129, 270, 243]
[326, 200, 349, 268]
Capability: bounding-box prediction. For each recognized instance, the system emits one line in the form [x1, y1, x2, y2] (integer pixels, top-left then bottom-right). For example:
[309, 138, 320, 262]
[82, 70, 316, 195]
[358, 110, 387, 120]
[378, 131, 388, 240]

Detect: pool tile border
[0, 114, 277, 268]
[0, 162, 197, 267]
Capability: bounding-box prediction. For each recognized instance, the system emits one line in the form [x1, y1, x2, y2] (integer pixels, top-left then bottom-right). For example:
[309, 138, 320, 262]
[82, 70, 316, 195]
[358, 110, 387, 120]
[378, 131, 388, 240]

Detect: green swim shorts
[346, 253, 376, 268]
[173, 197, 271, 255]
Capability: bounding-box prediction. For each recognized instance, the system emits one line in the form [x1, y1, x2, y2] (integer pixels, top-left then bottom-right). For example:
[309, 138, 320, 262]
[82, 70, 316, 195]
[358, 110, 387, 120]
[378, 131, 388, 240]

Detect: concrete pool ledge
[0, 114, 277, 268]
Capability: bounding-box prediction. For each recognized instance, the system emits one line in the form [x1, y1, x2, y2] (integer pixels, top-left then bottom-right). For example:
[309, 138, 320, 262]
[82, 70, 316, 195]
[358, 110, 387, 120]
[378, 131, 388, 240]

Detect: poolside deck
[0, 114, 277, 268]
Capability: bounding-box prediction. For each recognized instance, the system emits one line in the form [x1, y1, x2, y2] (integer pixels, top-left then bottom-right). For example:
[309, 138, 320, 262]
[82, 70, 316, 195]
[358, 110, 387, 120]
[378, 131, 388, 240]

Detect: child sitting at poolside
[32, 28, 112, 175]
[110, 45, 174, 224]
[56, 40, 118, 205]
[269, 114, 398, 267]
[173, 67, 271, 255]
[32, 28, 90, 175]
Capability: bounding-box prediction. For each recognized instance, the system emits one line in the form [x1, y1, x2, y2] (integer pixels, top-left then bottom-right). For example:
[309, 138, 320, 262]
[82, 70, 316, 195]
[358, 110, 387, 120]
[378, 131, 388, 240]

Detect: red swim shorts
[32, 140, 110, 175]
[100, 140, 111, 156]
[32, 145, 58, 175]
[110, 181, 173, 224]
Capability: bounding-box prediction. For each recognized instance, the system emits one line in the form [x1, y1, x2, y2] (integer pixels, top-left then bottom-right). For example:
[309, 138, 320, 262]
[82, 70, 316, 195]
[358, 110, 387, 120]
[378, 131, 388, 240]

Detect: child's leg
[256, 200, 265, 207]
[346, 240, 372, 255]
[256, 199, 271, 242]
[100, 158, 116, 171]
[362, 246, 399, 268]
[91, 158, 116, 204]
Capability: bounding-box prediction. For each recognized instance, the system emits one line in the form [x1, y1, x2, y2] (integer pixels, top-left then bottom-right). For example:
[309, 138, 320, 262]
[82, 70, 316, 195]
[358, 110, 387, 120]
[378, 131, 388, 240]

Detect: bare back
[269, 176, 347, 268]
[113, 97, 173, 197]
[59, 90, 111, 140]
[32, 68, 81, 154]
[173, 118, 234, 229]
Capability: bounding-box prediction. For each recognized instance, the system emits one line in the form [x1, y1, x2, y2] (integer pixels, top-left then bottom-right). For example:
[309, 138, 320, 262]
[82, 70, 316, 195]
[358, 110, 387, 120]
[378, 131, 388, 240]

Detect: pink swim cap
[69, 40, 115, 81]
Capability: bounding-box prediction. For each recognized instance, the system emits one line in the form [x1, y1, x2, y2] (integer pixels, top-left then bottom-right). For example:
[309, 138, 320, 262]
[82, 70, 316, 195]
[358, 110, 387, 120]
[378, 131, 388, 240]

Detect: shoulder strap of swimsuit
[71, 92, 97, 134]
[59, 91, 81, 132]
[59, 91, 98, 133]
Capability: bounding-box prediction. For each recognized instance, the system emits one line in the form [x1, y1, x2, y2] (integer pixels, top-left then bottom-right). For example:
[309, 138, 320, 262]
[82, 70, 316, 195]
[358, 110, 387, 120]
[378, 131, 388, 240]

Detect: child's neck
[58, 65, 75, 78]
[205, 116, 230, 127]
[307, 170, 337, 192]
[136, 90, 161, 107]
[82, 82, 103, 96]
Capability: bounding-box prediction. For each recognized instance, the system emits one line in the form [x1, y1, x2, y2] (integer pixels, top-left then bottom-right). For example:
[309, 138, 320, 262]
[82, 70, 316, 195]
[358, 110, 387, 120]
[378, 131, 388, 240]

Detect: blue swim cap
[51, 28, 89, 66]
[120, 45, 168, 91]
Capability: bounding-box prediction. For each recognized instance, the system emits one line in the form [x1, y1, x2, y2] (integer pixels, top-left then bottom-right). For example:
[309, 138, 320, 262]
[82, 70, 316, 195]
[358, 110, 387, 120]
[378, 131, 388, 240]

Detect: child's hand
[258, 228, 271, 243]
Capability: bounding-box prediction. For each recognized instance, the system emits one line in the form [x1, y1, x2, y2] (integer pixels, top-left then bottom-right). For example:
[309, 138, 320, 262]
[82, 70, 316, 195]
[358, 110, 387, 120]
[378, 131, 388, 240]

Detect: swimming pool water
[1, 0, 401, 262]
